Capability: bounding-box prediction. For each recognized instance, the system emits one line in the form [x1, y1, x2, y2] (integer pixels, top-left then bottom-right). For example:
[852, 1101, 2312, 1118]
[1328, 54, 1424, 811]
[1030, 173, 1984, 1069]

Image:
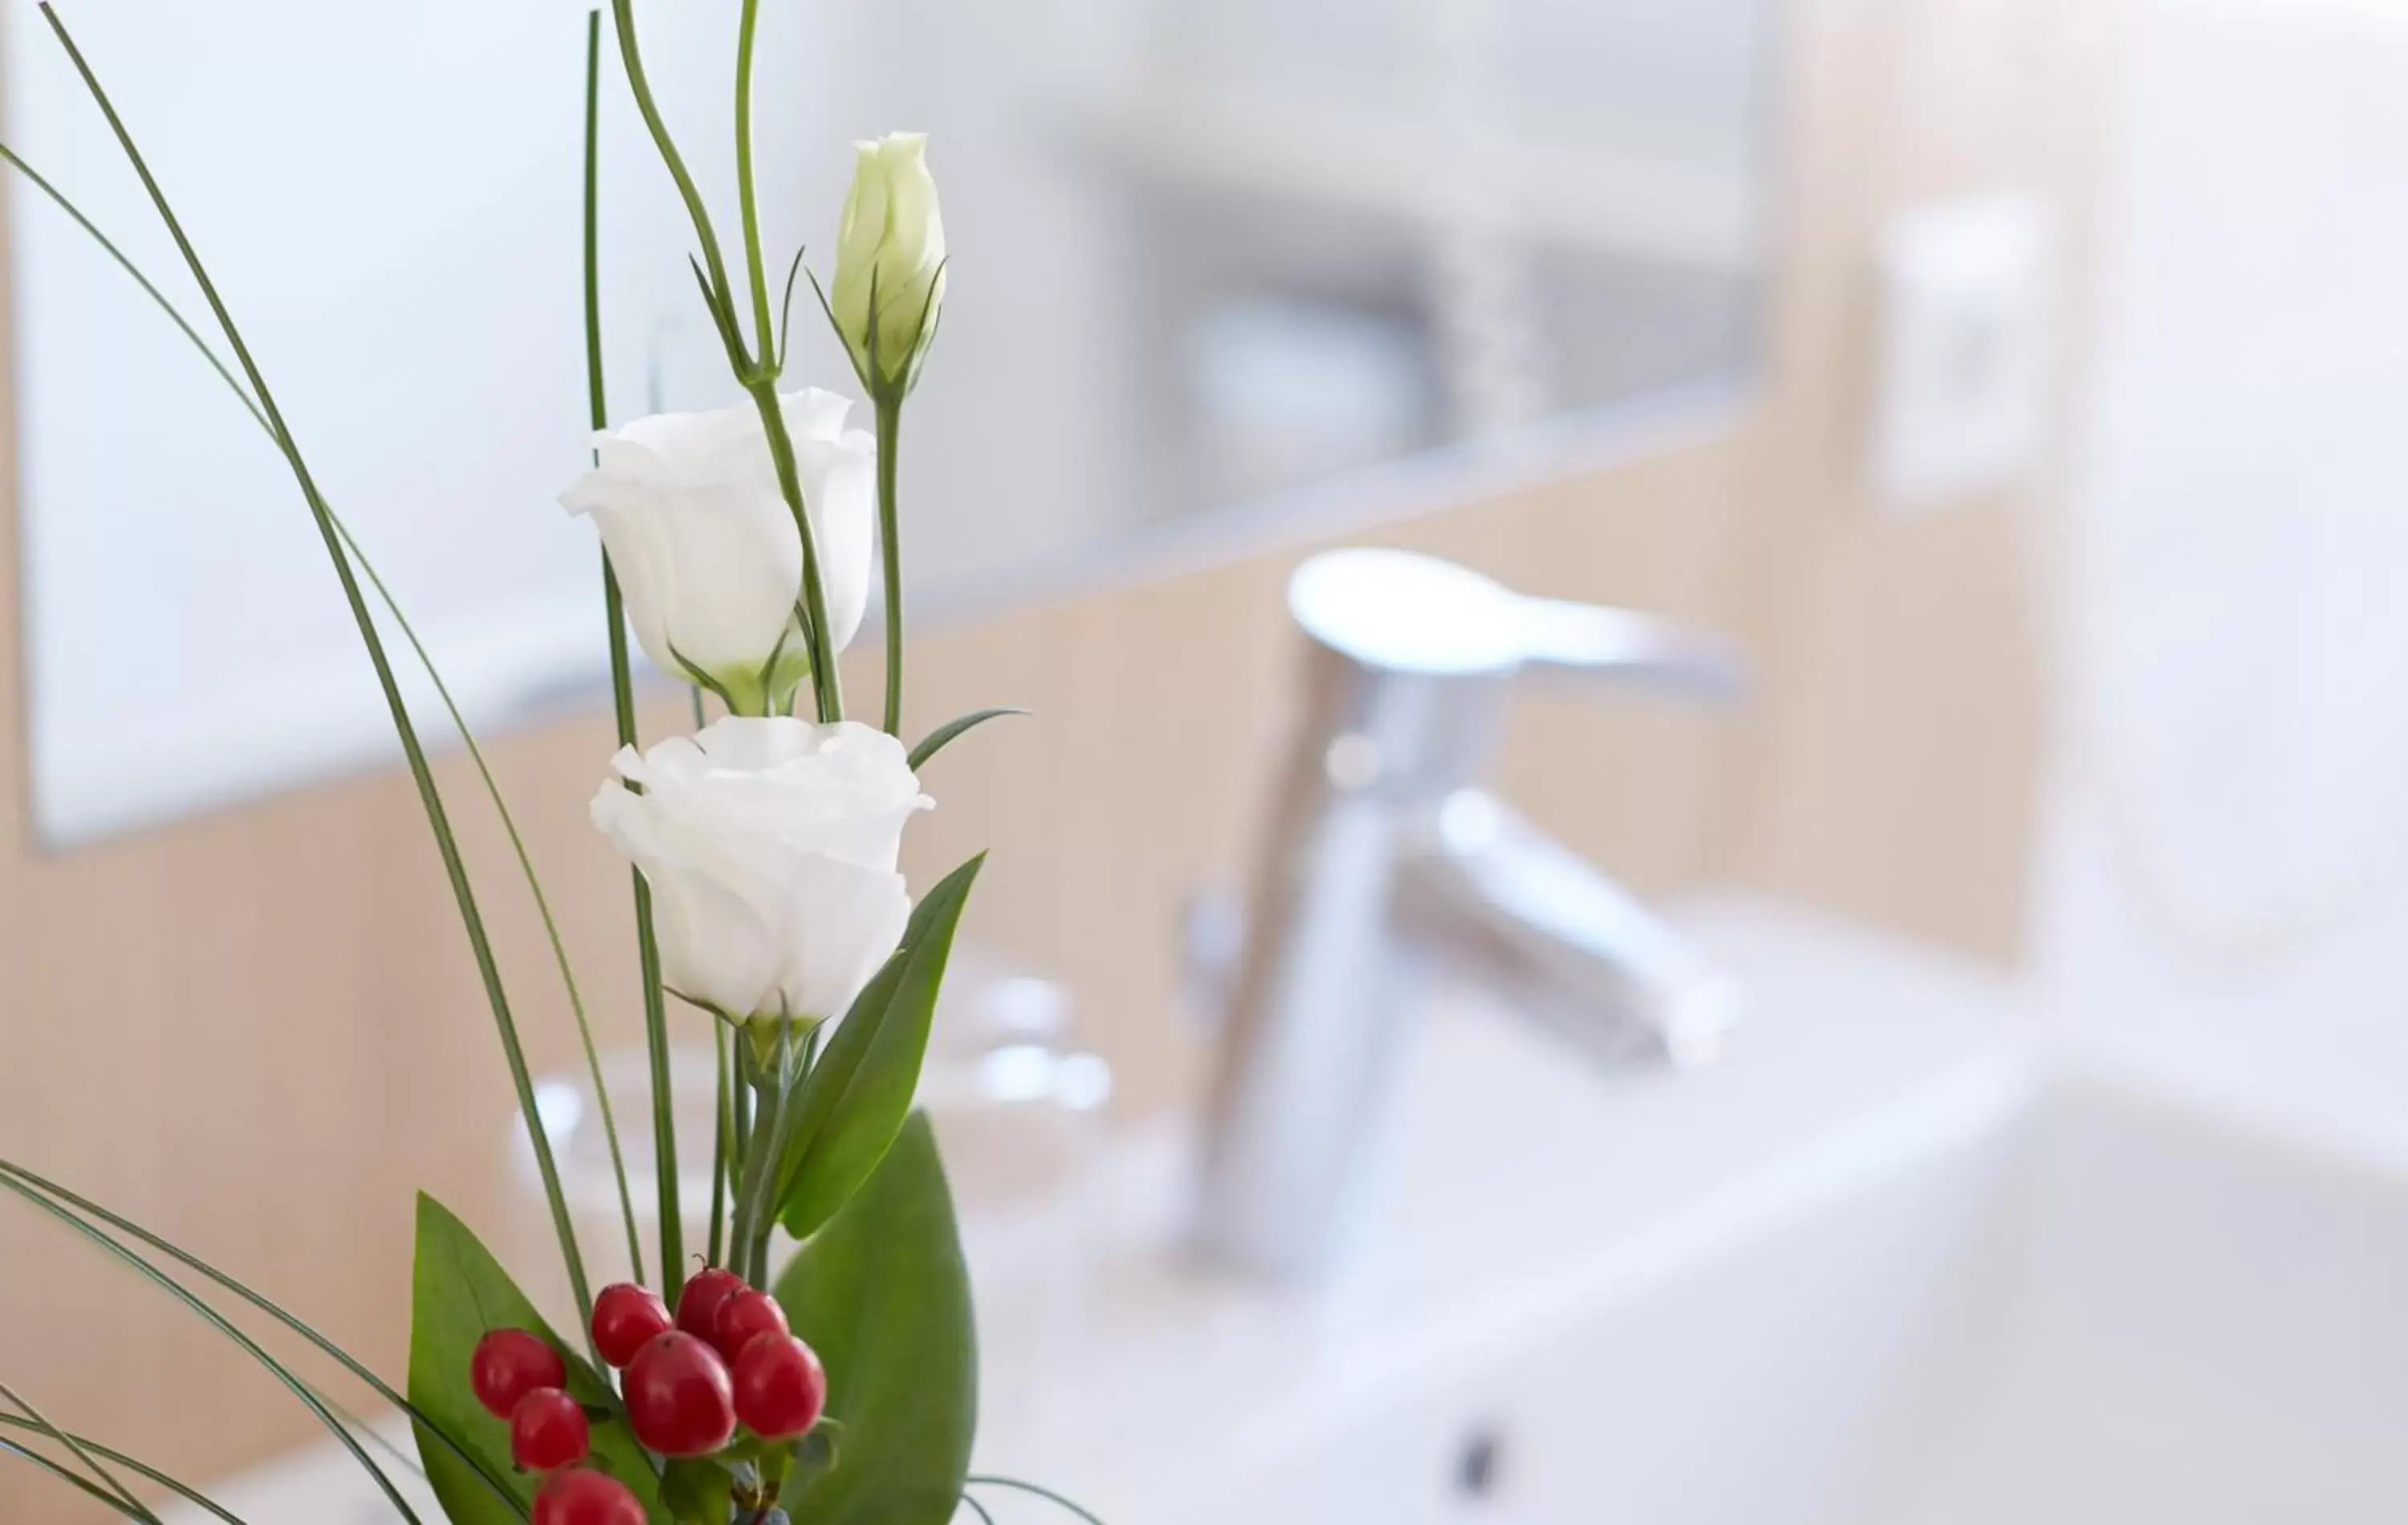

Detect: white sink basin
[165, 900, 2408, 1524]
[1096, 1068, 2408, 1525]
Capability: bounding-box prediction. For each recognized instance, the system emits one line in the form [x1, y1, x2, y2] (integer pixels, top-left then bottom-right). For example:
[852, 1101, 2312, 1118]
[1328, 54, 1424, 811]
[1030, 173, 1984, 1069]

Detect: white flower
[562, 389, 876, 710]
[590, 717, 932, 1020]
[832, 132, 946, 393]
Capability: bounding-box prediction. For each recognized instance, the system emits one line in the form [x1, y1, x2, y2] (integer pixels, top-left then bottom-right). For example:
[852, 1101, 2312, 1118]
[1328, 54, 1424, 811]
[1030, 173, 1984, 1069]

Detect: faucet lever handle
[1515, 595, 1748, 701]
[1287, 547, 1747, 697]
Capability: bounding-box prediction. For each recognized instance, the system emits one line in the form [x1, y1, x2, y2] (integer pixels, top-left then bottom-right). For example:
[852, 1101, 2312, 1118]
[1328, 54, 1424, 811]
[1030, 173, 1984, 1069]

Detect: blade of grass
[0, 1166, 493, 1522]
[0, 1381, 157, 1523]
[0, 1438, 155, 1522]
[0, 1418, 247, 1524]
[0, 131, 646, 1300]
[966, 1476, 1108, 1524]
[0, 1165, 520, 1513]
[37, 3, 597, 1347]
[588, 7, 683, 1291]
[298, 1376, 428, 1483]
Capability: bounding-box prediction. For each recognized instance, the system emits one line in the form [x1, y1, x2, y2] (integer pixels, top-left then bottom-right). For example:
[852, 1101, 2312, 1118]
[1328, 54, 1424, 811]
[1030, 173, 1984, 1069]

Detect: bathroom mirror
[6, 0, 1778, 845]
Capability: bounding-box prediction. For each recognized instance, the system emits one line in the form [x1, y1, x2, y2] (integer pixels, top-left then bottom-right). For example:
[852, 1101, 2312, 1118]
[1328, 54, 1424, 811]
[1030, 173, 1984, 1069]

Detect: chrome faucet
[1192, 548, 1748, 1280]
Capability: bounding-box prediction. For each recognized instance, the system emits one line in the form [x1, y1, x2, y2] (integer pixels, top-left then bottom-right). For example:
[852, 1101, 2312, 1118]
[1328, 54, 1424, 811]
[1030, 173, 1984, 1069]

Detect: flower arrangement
[0, 6, 1074, 1523]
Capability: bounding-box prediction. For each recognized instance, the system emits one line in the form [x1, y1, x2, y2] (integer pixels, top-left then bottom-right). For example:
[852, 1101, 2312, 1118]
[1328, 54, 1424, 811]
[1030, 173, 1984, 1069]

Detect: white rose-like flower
[832, 132, 946, 394]
[562, 388, 876, 710]
[590, 717, 932, 1020]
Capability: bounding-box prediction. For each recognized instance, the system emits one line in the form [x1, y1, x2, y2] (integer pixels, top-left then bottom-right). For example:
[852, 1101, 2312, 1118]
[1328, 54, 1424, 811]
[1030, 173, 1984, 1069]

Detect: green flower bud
[831, 132, 946, 396]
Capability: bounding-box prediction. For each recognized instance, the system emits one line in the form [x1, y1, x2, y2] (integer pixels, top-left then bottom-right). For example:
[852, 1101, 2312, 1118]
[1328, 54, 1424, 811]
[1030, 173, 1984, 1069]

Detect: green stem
[0, 1163, 526, 1520]
[745, 380, 844, 722]
[588, 9, 682, 1294]
[734, 0, 778, 364]
[37, 1, 595, 1352]
[875, 393, 905, 735]
[709, 1020, 731, 1266]
[746, 1023, 798, 1283]
[0, 127, 643, 1303]
[610, 0, 749, 372]
[0, 1419, 245, 1524]
[726, 1038, 759, 1267]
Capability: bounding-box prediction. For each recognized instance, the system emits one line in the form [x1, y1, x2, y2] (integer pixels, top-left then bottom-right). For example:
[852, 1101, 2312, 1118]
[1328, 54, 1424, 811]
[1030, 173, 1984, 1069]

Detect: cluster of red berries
[467, 1266, 828, 1525]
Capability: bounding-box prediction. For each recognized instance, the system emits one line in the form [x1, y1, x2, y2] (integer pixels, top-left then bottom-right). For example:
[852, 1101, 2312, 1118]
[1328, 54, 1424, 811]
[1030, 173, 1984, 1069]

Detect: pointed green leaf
[906, 709, 1027, 771]
[407, 1194, 667, 1524]
[774, 855, 982, 1239]
[774, 1113, 976, 1525]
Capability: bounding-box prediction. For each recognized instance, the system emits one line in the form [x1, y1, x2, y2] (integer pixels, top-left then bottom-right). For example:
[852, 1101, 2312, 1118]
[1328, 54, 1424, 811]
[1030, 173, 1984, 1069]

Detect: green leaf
[660, 1458, 734, 1523]
[774, 855, 983, 1239]
[907, 709, 1027, 771]
[407, 1194, 667, 1525]
[773, 1113, 976, 1525]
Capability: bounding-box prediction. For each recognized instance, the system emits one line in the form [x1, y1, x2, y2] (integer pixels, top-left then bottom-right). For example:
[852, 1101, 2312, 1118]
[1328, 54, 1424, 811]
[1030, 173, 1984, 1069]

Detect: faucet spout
[1397, 791, 1743, 1072]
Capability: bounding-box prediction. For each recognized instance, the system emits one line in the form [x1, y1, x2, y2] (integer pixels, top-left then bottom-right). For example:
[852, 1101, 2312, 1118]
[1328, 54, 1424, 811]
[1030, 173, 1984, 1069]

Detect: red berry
[731, 1334, 827, 1439]
[622, 1331, 736, 1458]
[510, 1388, 590, 1471]
[471, 1328, 567, 1420]
[591, 1283, 673, 1369]
[710, 1287, 790, 1362]
[532, 1468, 645, 1525]
[673, 1267, 746, 1341]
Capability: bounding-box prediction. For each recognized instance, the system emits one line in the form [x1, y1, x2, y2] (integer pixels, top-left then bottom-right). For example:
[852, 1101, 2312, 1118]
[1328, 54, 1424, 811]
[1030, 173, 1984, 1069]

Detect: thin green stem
[709, 1020, 731, 1266]
[734, 0, 778, 365]
[0, 1163, 526, 1519]
[615, 0, 836, 719]
[726, 1039, 758, 1269]
[0, 1171, 424, 1522]
[0, 1381, 156, 1523]
[745, 380, 844, 722]
[610, 0, 749, 372]
[0, 128, 644, 1301]
[588, 8, 682, 1294]
[875, 393, 905, 734]
[38, 0, 596, 1353]
[744, 1022, 798, 1283]
[0, 1419, 246, 1524]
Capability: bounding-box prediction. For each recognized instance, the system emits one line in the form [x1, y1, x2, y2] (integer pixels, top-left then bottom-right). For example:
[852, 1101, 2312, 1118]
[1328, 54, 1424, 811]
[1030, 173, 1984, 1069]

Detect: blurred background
[6, 0, 2408, 1519]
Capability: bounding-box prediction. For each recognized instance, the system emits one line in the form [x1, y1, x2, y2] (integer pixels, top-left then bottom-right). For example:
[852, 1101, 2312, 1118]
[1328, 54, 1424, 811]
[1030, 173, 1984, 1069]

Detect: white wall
[6, 1, 828, 844]
[2036, 0, 2408, 1148]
